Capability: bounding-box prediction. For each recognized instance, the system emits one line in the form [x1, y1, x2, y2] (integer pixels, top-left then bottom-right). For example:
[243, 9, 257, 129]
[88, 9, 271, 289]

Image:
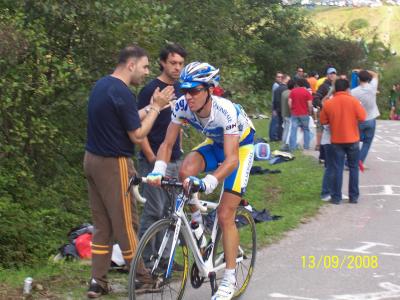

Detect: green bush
[377, 56, 400, 119]
[0, 202, 82, 268]
[348, 18, 369, 32]
[0, 1, 392, 268]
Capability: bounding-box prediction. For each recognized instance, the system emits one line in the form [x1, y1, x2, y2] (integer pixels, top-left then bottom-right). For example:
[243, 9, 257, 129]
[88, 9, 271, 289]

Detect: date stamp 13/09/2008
[301, 255, 379, 270]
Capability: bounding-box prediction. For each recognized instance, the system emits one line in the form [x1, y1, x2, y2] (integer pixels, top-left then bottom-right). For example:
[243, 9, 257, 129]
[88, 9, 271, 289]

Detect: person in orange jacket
[320, 78, 366, 205]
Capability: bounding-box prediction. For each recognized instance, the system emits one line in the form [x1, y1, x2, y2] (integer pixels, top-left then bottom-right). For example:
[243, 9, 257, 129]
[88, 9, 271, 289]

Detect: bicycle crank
[190, 263, 205, 288]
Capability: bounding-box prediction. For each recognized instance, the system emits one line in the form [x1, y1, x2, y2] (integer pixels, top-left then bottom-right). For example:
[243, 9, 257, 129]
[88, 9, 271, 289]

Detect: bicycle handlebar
[127, 175, 204, 195]
[127, 175, 214, 211]
[130, 175, 183, 188]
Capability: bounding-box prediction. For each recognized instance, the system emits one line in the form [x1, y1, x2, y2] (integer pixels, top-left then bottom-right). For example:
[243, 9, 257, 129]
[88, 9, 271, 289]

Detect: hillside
[309, 6, 400, 52]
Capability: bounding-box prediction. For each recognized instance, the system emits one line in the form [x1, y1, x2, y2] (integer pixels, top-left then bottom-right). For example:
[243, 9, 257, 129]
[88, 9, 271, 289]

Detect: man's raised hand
[152, 86, 175, 110]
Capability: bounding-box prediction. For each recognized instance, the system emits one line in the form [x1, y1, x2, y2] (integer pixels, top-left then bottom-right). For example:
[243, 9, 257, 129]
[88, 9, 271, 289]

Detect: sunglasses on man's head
[180, 87, 207, 96]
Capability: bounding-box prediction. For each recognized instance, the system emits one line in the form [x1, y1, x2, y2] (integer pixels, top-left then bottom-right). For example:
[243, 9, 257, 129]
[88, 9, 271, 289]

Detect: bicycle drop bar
[126, 175, 205, 198]
[128, 175, 183, 189]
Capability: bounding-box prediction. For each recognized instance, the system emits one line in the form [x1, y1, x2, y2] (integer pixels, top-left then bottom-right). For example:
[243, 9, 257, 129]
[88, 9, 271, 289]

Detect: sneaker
[87, 279, 109, 298]
[321, 194, 331, 201]
[342, 194, 349, 200]
[211, 278, 236, 300]
[135, 270, 155, 288]
[135, 272, 163, 294]
[330, 199, 341, 205]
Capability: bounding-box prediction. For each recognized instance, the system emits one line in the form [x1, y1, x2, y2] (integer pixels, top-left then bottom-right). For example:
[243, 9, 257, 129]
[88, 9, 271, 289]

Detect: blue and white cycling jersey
[171, 95, 255, 147]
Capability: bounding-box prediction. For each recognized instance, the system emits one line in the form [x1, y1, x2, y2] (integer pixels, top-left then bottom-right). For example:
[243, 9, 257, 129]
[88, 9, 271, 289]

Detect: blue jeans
[289, 115, 310, 151]
[269, 110, 282, 141]
[281, 116, 291, 150]
[359, 119, 376, 163]
[321, 144, 334, 197]
[331, 142, 360, 203]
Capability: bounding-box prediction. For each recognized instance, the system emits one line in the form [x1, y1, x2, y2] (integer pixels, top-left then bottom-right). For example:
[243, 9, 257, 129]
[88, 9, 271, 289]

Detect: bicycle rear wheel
[213, 207, 256, 299]
[128, 218, 190, 300]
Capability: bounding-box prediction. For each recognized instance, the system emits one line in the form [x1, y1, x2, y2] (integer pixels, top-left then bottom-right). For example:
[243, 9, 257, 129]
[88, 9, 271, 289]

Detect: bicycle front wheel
[128, 218, 190, 300]
[213, 206, 257, 299]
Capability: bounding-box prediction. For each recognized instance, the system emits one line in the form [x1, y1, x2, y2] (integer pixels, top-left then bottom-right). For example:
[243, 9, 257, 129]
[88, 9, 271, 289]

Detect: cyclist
[147, 62, 255, 300]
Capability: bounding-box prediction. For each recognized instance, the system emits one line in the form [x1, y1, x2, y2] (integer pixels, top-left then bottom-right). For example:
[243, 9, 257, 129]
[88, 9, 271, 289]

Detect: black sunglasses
[180, 87, 208, 96]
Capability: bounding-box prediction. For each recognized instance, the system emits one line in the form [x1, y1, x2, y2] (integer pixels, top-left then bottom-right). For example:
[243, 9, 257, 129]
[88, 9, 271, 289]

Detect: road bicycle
[127, 176, 256, 300]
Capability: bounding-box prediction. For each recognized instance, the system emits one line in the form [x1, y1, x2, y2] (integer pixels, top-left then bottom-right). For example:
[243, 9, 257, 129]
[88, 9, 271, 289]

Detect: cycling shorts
[193, 139, 254, 196]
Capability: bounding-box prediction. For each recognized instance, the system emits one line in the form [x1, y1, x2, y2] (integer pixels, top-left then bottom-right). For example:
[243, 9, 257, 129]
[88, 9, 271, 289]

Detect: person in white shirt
[147, 62, 255, 300]
[351, 69, 380, 166]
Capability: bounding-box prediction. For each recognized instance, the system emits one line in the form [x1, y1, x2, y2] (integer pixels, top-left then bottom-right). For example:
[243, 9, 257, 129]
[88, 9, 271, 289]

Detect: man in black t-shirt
[137, 43, 187, 262]
[272, 74, 290, 141]
[84, 45, 173, 298]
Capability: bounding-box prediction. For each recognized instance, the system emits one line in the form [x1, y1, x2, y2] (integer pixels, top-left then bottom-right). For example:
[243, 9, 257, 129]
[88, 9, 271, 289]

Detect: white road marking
[359, 185, 400, 196]
[270, 282, 400, 300]
[380, 252, 400, 257]
[376, 157, 400, 163]
[269, 293, 318, 299]
[337, 242, 391, 254]
[332, 282, 400, 300]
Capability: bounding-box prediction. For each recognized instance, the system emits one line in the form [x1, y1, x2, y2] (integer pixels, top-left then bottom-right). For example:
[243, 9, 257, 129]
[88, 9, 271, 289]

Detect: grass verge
[0, 118, 325, 299]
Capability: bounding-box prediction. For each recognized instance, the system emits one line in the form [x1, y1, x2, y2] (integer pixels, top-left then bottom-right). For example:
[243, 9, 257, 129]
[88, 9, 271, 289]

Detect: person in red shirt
[320, 79, 366, 204]
[288, 78, 313, 151]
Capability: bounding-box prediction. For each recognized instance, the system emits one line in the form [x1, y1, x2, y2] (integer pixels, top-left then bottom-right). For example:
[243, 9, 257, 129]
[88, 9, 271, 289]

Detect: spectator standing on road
[288, 78, 313, 151]
[313, 67, 337, 161]
[137, 44, 187, 259]
[84, 45, 174, 298]
[307, 71, 319, 95]
[280, 78, 294, 151]
[269, 72, 283, 141]
[320, 79, 366, 205]
[294, 67, 311, 89]
[294, 67, 305, 81]
[389, 83, 400, 120]
[313, 67, 337, 115]
[351, 69, 380, 166]
[319, 83, 349, 202]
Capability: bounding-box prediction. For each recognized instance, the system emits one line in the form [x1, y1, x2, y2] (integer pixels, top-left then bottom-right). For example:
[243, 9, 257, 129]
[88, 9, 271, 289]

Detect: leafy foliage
[348, 18, 369, 32]
[0, 1, 389, 268]
[304, 28, 365, 75]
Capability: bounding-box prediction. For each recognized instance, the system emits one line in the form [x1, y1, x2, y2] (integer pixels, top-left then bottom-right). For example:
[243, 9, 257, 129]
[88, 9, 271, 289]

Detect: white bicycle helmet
[179, 62, 220, 89]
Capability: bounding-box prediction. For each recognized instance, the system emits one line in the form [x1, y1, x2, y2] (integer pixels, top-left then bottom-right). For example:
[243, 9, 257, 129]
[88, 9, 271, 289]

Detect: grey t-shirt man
[351, 78, 380, 120]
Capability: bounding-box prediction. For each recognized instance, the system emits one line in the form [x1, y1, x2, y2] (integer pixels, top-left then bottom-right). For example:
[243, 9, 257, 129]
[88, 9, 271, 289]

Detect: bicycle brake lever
[125, 176, 142, 197]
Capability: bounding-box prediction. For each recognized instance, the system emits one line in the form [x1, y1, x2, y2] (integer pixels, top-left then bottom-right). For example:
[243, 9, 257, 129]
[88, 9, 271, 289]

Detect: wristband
[149, 106, 160, 115]
[203, 174, 219, 195]
[153, 160, 167, 176]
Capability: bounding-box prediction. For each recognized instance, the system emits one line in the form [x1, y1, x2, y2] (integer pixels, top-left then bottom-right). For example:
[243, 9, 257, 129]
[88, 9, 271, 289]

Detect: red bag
[75, 233, 92, 259]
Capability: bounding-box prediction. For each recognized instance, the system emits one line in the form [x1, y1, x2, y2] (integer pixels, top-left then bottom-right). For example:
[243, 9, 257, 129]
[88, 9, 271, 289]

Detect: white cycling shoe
[211, 278, 236, 300]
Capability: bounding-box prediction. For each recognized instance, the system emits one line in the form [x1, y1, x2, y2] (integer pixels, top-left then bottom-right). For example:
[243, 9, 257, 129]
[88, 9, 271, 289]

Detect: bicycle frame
[158, 185, 244, 280]
[129, 176, 255, 300]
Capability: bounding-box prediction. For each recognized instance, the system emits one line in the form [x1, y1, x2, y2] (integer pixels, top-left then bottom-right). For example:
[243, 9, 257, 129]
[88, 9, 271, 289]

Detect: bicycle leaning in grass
[128, 176, 256, 300]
